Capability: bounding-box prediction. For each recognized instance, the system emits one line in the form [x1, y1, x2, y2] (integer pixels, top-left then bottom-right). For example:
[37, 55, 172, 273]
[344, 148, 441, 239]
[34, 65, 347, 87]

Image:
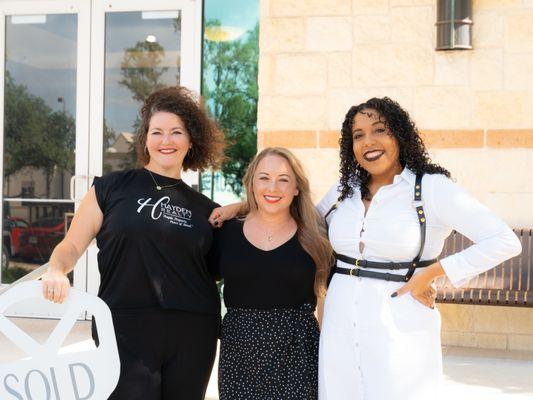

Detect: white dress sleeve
[316, 182, 341, 219]
[429, 174, 522, 288]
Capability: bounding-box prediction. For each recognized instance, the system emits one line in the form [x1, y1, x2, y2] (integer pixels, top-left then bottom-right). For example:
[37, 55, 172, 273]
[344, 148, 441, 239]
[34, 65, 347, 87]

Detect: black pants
[93, 308, 219, 400]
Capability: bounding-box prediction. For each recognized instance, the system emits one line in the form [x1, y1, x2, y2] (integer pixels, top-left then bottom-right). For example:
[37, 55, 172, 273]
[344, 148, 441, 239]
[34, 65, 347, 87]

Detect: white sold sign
[0, 282, 120, 399]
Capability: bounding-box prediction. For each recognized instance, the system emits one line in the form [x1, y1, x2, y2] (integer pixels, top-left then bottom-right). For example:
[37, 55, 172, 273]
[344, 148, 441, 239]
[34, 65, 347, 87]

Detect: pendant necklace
[262, 219, 293, 242]
[147, 169, 181, 191]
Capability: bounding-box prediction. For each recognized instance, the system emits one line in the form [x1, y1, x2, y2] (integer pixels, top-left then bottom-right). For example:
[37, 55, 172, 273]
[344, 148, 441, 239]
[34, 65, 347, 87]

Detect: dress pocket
[388, 293, 439, 335]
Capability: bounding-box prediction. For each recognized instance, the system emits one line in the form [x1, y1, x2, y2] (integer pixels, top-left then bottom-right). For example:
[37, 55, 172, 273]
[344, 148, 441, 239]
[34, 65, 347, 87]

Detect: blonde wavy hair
[240, 147, 333, 297]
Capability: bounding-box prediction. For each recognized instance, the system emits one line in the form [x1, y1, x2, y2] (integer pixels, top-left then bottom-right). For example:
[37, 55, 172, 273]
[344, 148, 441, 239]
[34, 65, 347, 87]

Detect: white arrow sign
[0, 281, 120, 400]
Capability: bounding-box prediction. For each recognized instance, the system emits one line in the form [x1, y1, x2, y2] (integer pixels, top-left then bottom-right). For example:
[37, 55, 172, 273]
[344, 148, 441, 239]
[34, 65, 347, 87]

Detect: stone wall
[258, 0, 533, 226]
[258, 0, 533, 351]
[440, 303, 533, 351]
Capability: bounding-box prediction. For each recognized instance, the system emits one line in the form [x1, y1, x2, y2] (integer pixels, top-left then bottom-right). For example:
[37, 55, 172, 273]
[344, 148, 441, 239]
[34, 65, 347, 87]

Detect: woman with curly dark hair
[42, 86, 225, 399]
[317, 97, 521, 400]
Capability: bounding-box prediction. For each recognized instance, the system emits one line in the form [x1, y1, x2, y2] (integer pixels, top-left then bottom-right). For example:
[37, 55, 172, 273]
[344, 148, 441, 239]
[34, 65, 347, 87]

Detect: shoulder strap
[405, 173, 426, 281]
[323, 199, 340, 231]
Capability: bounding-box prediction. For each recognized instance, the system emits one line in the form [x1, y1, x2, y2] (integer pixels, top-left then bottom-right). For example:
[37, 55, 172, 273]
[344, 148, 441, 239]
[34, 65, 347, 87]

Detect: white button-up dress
[317, 168, 521, 400]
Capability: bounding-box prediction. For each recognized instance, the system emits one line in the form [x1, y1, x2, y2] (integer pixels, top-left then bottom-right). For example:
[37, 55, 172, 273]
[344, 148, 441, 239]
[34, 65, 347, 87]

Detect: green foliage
[1, 266, 27, 283]
[203, 20, 259, 196]
[116, 40, 172, 171]
[103, 119, 117, 151]
[114, 20, 259, 194]
[103, 119, 118, 174]
[4, 72, 75, 196]
[119, 41, 169, 104]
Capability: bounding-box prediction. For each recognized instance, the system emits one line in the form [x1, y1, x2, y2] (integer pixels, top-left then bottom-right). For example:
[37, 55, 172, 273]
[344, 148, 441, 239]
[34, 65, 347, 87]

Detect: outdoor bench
[435, 229, 531, 307]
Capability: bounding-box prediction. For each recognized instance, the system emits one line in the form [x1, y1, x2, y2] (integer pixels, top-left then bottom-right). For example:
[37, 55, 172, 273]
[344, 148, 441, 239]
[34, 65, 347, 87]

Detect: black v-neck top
[211, 218, 316, 309]
[93, 168, 220, 315]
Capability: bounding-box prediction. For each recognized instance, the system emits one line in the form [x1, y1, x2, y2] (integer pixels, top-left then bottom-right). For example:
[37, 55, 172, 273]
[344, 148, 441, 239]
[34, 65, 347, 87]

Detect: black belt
[334, 253, 437, 270]
[334, 254, 437, 282]
[333, 258, 437, 282]
[326, 173, 434, 284]
[334, 266, 409, 282]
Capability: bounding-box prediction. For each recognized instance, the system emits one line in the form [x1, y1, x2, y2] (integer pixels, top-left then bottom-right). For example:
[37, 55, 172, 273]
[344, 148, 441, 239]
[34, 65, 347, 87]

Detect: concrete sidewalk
[1, 319, 533, 399]
[441, 347, 533, 400]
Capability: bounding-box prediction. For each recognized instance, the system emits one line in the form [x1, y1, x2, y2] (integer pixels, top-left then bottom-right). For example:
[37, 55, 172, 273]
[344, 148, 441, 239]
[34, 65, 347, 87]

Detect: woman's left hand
[391, 262, 445, 308]
[208, 202, 243, 227]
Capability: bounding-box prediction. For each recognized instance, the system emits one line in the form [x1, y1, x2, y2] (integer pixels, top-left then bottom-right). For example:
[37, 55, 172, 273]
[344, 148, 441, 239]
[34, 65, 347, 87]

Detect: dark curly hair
[136, 86, 226, 171]
[339, 97, 450, 201]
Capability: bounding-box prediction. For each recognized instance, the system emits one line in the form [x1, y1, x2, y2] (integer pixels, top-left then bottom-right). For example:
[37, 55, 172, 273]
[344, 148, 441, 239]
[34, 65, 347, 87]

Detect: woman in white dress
[317, 97, 521, 400]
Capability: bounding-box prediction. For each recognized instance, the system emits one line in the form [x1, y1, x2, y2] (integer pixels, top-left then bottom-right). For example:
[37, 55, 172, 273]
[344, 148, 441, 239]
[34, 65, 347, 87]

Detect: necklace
[258, 218, 294, 242]
[147, 169, 181, 191]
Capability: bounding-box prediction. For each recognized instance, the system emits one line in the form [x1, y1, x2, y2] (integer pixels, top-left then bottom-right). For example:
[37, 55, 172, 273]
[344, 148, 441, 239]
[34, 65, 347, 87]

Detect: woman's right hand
[209, 202, 243, 227]
[39, 187, 103, 304]
[42, 269, 71, 303]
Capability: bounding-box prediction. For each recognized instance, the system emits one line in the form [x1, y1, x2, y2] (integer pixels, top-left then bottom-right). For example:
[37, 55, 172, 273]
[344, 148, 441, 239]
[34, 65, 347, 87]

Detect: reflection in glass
[1, 200, 74, 284]
[201, 0, 259, 201]
[3, 14, 77, 200]
[103, 11, 182, 173]
[2, 14, 77, 284]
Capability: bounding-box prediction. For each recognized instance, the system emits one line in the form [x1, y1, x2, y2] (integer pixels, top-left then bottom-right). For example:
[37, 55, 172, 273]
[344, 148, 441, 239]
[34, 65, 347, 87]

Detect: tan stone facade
[258, 0, 533, 351]
[440, 304, 533, 351]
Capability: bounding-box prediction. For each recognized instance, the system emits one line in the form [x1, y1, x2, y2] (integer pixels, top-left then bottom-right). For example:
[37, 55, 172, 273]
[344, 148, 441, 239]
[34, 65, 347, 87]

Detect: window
[200, 0, 259, 202]
[436, 0, 472, 50]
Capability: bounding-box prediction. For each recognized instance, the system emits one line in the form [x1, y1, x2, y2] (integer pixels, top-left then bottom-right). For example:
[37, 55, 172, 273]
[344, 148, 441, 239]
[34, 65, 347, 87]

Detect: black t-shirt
[93, 168, 220, 315]
[212, 218, 316, 309]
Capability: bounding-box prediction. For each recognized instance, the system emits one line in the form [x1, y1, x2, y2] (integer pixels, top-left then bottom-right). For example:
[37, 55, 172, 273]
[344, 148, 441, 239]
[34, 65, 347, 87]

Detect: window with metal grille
[436, 0, 473, 50]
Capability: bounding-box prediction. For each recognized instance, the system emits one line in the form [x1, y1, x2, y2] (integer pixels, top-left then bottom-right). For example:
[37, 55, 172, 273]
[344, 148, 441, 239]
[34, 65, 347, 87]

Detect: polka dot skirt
[219, 303, 319, 400]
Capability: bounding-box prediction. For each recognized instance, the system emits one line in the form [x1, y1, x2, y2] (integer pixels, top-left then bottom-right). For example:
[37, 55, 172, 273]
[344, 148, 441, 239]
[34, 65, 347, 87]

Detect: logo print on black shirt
[136, 197, 193, 228]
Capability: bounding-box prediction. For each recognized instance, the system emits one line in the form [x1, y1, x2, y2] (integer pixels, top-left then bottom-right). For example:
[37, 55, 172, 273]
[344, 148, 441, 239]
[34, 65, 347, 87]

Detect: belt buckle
[350, 259, 362, 276]
[412, 200, 424, 208]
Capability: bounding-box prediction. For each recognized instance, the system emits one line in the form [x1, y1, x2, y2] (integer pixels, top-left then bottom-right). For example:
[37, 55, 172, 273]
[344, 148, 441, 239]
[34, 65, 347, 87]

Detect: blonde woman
[209, 147, 332, 400]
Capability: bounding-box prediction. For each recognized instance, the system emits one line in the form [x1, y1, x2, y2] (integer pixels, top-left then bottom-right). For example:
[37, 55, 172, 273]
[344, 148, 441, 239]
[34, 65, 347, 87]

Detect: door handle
[69, 175, 88, 202]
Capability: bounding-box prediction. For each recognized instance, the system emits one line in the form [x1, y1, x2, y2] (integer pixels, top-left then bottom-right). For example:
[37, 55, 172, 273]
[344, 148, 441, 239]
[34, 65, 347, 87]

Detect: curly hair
[136, 86, 226, 171]
[339, 97, 450, 201]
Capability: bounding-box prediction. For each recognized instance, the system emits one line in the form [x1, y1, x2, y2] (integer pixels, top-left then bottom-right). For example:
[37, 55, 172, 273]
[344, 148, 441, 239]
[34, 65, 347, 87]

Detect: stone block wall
[258, 0, 533, 351]
[440, 304, 533, 351]
[258, 0, 533, 226]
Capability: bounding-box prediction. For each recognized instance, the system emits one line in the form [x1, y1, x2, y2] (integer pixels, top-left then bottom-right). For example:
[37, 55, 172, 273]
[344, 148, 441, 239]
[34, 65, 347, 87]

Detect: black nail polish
[391, 292, 398, 298]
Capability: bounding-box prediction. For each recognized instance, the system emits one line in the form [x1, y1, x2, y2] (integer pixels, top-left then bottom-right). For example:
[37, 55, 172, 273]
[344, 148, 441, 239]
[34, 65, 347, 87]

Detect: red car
[18, 217, 65, 262]
[5, 216, 30, 256]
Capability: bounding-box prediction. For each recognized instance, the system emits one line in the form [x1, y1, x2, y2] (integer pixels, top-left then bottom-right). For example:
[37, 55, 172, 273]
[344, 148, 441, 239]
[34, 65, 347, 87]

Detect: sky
[204, 0, 259, 32]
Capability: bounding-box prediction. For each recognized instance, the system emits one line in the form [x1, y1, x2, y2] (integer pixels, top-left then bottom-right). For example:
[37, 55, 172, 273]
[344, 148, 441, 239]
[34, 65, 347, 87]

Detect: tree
[203, 20, 259, 196]
[4, 72, 75, 197]
[119, 40, 168, 103]
[114, 40, 170, 171]
[103, 119, 118, 174]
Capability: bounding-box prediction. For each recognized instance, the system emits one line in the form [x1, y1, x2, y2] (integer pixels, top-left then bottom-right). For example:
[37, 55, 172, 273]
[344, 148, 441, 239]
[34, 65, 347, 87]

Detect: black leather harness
[325, 174, 437, 283]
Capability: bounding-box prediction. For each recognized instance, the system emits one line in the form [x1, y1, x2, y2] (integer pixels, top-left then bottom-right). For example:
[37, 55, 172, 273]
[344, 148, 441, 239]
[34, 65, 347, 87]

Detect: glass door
[0, 0, 203, 313]
[0, 1, 91, 316]
[86, 0, 202, 295]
